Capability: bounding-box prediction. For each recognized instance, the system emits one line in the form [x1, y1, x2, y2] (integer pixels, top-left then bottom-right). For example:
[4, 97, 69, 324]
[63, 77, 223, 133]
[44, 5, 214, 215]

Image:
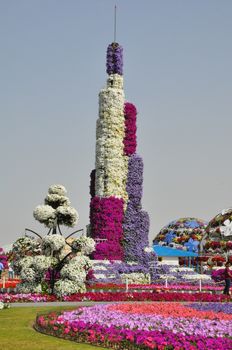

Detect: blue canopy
[153, 245, 198, 257]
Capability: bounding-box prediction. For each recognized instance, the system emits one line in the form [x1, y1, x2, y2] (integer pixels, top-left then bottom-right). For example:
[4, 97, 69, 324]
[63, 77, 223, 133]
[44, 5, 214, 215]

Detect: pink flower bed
[1, 291, 229, 303]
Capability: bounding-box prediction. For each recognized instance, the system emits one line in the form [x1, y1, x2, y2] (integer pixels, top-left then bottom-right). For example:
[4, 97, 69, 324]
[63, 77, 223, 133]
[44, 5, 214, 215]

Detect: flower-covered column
[89, 43, 151, 264]
[90, 43, 128, 260]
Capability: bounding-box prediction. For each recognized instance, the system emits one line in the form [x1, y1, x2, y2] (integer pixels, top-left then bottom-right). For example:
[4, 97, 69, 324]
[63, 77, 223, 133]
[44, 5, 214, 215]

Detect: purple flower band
[106, 43, 123, 75]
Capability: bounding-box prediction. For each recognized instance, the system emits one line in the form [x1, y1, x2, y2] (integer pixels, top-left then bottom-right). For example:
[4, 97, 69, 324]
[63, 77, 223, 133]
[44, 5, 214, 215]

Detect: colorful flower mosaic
[35, 302, 232, 349]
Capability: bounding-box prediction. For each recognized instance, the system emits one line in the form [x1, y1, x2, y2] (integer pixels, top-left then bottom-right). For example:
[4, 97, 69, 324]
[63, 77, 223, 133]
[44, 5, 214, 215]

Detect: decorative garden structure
[13, 184, 95, 296]
[153, 217, 208, 253]
[89, 42, 152, 267]
[202, 208, 232, 264]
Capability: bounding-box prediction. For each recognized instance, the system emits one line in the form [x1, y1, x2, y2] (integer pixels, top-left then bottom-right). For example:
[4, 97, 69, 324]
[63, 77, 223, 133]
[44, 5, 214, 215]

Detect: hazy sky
[1, 0, 232, 247]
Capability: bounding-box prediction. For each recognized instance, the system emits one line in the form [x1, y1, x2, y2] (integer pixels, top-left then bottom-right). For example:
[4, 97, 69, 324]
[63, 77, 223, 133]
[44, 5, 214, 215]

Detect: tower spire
[114, 5, 117, 43]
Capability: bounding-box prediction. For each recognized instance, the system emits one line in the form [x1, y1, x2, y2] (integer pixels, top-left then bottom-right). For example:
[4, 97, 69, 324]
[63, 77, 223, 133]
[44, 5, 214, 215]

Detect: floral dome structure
[153, 217, 208, 253]
[203, 208, 232, 257]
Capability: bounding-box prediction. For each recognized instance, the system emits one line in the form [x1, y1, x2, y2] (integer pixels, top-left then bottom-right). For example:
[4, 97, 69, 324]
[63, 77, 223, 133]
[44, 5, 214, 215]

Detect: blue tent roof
[153, 245, 198, 257]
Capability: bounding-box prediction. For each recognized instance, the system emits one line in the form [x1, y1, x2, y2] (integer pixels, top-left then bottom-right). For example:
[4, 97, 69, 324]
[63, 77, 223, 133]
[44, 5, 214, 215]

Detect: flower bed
[0, 279, 20, 289]
[0, 291, 229, 303]
[35, 302, 232, 349]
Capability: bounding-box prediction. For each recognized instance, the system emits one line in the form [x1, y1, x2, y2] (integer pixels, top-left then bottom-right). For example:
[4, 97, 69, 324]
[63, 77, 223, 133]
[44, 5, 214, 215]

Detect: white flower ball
[33, 205, 56, 228]
[56, 206, 78, 227]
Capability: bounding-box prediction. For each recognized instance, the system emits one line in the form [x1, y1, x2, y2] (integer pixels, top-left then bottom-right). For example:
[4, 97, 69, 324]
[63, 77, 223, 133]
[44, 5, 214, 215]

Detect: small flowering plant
[0, 301, 10, 309]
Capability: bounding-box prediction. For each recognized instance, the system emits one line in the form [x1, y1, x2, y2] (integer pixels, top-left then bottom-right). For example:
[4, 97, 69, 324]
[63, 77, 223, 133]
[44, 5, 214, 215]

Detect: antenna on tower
[114, 5, 117, 43]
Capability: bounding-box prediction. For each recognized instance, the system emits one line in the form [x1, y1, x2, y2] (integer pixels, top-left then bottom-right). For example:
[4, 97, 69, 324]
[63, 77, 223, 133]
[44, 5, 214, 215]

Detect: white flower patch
[92, 265, 108, 271]
[107, 74, 124, 90]
[91, 260, 111, 265]
[45, 193, 71, 207]
[71, 236, 95, 255]
[70, 255, 93, 270]
[20, 267, 36, 282]
[182, 274, 211, 280]
[169, 268, 178, 273]
[33, 205, 56, 228]
[95, 83, 128, 204]
[18, 256, 34, 269]
[121, 273, 150, 284]
[175, 267, 195, 272]
[32, 256, 55, 273]
[199, 274, 212, 280]
[159, 274, 176, 280]
[93, 273, 107, 279]
[144, 247, 153, 253]
[221, 208, 232, 215]
[60, 264, 86, 282]
[17, 282, 42, 294]
[54, 279, 86, 297]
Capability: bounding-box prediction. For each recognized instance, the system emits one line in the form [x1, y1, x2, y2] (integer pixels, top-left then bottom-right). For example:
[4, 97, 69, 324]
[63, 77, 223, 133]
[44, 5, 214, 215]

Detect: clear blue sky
[1, 0, 232, 246]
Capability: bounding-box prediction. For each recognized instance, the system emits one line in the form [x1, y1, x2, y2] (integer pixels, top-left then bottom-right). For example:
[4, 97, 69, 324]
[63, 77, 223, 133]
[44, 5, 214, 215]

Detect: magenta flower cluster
[90, 196, 124, 260]
[211, 268, 225, 282]
[1, 291, 229, 303]
[123, 102, 137, 156]
[106, 42, 123, 75]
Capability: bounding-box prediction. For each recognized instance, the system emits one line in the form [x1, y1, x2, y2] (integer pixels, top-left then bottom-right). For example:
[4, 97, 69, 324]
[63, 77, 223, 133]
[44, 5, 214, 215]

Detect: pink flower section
[123, 102, 137, 156]
[90, 196, 124, 260]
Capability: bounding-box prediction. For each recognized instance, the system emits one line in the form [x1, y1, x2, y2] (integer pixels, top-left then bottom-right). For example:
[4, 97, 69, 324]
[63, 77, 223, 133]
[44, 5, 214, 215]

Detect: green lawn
[0, 306, 109, 350]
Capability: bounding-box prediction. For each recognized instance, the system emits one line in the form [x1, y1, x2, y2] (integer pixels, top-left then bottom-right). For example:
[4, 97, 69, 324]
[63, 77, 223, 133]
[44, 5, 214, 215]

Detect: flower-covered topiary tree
[16, 184, 95, 296]
[33, 184, 78, 235]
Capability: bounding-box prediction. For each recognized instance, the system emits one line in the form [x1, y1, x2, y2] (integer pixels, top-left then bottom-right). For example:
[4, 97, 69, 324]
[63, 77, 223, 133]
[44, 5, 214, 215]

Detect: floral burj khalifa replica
[89, 41, 151, 266]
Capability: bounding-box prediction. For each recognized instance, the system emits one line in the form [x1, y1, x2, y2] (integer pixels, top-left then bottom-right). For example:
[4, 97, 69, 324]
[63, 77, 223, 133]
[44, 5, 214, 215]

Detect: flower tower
[90, 42, 150, 265]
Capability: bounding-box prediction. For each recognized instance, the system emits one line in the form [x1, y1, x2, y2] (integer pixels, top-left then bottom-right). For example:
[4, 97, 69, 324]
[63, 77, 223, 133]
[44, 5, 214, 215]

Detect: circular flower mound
[204, 208, 232, 255]
[35, 302, 232, 350]
[154, 217, 208, 249]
